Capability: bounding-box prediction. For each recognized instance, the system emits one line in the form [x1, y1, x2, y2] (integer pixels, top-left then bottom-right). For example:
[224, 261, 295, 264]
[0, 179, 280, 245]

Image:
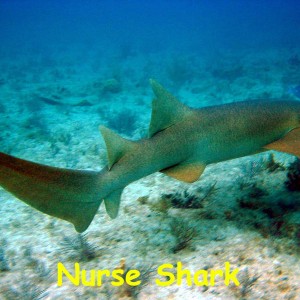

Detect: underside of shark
[1, 79, 300, 232]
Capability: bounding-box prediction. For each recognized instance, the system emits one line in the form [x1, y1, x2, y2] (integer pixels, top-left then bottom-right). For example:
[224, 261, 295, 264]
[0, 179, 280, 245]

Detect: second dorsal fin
[149, 79, 194, 137]
[100, 126, 136, 170]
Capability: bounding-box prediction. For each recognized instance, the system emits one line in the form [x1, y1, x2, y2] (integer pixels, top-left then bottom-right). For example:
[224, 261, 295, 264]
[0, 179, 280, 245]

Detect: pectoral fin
[161, 162, 206, 183]
[264, 127, 300, 157]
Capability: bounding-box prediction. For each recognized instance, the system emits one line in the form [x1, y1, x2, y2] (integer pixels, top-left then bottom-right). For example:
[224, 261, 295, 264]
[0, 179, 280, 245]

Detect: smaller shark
[1, 80, 300, 232]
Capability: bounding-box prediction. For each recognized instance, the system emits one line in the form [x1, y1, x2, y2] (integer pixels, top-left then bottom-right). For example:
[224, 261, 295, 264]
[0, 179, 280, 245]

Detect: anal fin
[161, 162, 206, 183]
[264, 127, 300, 157]
[104, 189, 123, 219]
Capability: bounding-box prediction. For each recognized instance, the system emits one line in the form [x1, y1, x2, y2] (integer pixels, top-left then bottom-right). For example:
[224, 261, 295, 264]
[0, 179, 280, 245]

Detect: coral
[166, 190, 203, 209]
[169, 217, 196, 253]
[285, 158, 300, 191]
[163, 183, 218, 209]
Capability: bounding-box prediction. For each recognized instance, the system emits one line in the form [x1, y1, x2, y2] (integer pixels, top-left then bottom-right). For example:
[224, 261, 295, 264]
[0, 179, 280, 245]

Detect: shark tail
[0, 152, 102, 232]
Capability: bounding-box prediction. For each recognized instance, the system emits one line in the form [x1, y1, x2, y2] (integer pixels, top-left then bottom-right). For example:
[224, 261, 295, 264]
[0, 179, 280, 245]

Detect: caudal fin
[0, 152, 102, 232]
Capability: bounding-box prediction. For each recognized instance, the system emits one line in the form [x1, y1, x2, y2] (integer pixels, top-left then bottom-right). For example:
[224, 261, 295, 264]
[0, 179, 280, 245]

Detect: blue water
[0, 0, 299, 158]
[1, 0, 300, 56]
[289, 85, 300, 98]
[0, 0, 299, 142]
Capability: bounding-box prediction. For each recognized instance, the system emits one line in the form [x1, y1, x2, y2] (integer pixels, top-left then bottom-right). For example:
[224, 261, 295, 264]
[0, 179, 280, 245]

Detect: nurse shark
[1, 80, 300, 232]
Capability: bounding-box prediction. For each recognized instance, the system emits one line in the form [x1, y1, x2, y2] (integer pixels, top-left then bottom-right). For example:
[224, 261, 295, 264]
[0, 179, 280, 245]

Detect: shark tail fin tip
[0, 152, 102, 232]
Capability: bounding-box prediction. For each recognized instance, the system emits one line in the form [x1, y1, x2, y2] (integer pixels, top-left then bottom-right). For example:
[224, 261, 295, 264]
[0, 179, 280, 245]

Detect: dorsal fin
[99, 126, 136, 170]
[149, 79, 194, 137]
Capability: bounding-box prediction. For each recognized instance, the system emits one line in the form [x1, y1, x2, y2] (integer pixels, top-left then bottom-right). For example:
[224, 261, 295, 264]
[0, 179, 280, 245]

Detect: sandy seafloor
[1, 47, 300, 300]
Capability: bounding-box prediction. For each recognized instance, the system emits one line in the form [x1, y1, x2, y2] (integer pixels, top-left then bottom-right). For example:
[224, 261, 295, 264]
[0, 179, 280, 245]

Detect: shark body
[1, 80, 300, 232]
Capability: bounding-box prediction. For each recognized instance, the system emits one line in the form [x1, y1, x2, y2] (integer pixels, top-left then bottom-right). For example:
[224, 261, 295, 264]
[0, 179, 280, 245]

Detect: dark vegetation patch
[163, 183, 218, 210]
[227, 155, 300, 249]
[168, 217, 197, 253]
[231, 267, 260, 299]
[265, 153, 285, 173]
[285, 158, 300, 191]
[104, 109, 137, 135]
[0, 239, 9, 272]
[237, 185, 300, 241]
[60, 233, 100, 261]
[123, 263, 155, 299]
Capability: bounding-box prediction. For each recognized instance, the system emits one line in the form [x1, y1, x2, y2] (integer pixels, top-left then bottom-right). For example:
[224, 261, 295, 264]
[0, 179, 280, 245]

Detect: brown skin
[1, 81, 300, 232]
[99, 100, 300, 193]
